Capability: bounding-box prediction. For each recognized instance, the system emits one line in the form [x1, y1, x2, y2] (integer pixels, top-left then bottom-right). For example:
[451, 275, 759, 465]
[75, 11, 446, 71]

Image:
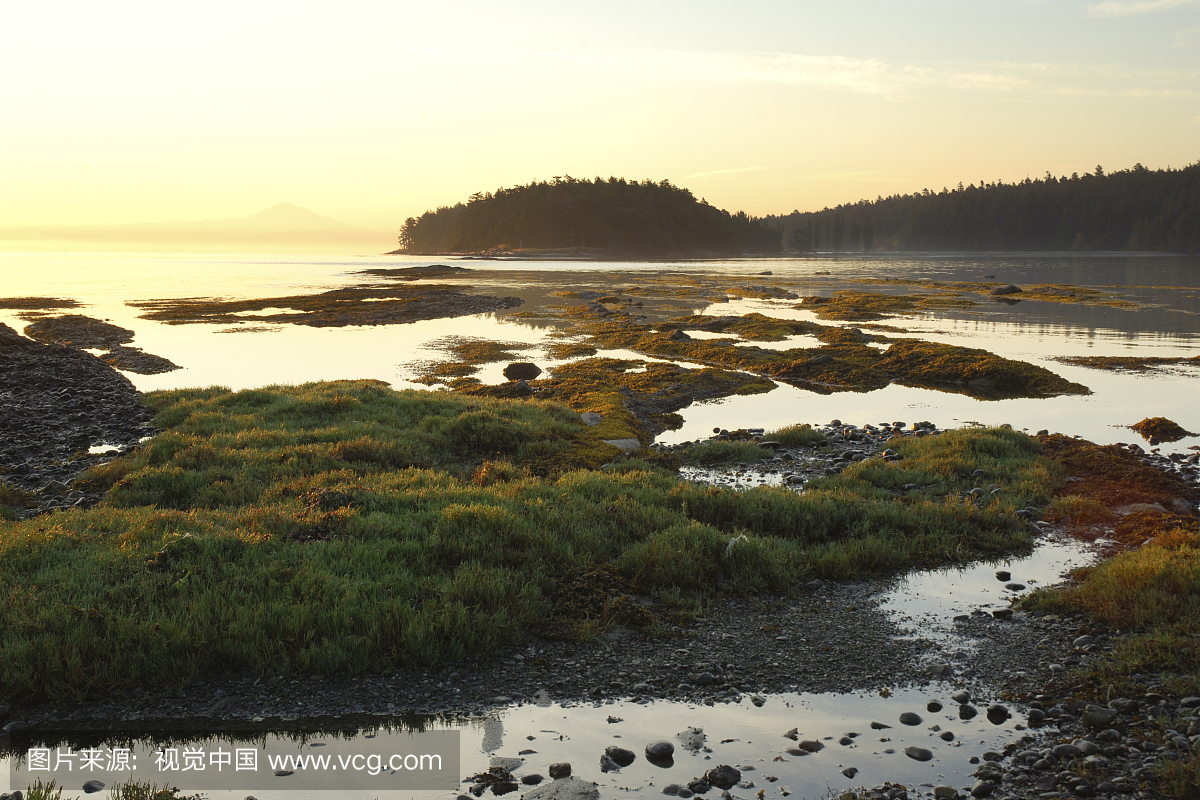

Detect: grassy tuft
[766, 423, 826, 447]
[678, 440, 769, 464]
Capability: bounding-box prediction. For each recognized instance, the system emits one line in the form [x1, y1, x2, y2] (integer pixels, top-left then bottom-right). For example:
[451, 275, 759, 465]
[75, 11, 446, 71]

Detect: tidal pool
[2, 250, 1196, 454]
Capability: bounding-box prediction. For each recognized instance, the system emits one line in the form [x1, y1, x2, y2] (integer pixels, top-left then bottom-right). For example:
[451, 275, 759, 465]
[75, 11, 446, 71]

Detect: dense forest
[771, 160, 1200, 253]
[395, 177, 782, 256]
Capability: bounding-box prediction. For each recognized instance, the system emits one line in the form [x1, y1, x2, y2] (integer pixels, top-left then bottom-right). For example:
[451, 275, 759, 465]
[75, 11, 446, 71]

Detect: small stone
[797, 740, 823, 752]
[1052, 743, 1081, 758]
[1081, 704, 1119, 729]
[605, 746, 636, 766]
[82, 782, 106, 794]
[599, 754, 621, 772]
[995, 571, 1011, 582]
[934, 787, 957, 799]
[548, 763, 572, 779]
[927, 700, 944, 712]
[663, 785, 684, 796]
[646, 741, 675, 759]
[986, 704, 1010, 723]
[704, 766, 741, 790]
[970, 780, 995, 798]
[842, 767, 859, 778]
[959, 704, 978, 720]
[523, 775, 545, 785]
[870, 721, 891, 729]
[992, 608, 1013, 620]
[1004, 583, 1026, 591]
[951, 690, 971, 704]
[940, 731, 955, 741]
[899, 712, 923, 726]
[904, 745, 933, 761]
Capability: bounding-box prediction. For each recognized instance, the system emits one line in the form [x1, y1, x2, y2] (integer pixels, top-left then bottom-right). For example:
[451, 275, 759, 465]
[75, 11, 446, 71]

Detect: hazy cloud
[604, 49, 1195, 98]
[1175, 25, 1200, 44]
[686, 167, 766, 180]
[1087, 0, 1200, 17]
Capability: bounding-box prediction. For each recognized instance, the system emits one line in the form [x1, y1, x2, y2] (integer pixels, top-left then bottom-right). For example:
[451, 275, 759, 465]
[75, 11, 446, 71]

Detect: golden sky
[2, 0, 1198, 247]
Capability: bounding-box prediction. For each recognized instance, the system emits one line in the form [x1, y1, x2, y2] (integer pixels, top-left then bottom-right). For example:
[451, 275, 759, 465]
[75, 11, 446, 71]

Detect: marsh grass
[0, 382, 1054, 701]
[767, 423, 826, 447]
[678, 440, 769, 464]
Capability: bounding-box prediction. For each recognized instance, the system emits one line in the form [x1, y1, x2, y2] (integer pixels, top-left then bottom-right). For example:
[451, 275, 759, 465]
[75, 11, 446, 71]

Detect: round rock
[503, 362, 542, 381]
[904, 746, 934, 761]
[646, 741, 675, 759]
[899, 712, 923, 726]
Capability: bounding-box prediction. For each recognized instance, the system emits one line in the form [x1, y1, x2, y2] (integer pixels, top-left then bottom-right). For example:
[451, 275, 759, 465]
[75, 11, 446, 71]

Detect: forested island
[393, 177, 782, 257]
[394, 161, 1199, 257]
[772, 160, 1200, 253]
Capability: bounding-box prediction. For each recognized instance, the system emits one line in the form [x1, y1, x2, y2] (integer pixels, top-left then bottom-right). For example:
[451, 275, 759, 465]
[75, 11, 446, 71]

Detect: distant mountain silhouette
[0, 203, 392, 252]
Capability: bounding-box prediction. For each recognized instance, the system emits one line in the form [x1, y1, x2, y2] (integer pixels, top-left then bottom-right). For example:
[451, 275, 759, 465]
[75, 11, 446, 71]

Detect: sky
[1, 0, 1198, 246]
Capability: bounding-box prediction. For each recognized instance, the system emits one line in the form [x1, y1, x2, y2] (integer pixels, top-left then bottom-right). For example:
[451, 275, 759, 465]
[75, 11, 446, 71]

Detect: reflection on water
[3, 686, 1035, 800]
[1, 251, 1198, 456]
[880, 532, 1098, 649]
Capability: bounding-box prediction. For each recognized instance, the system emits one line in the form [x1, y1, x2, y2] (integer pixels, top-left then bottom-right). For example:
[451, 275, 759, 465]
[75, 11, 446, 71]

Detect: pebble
[548, 762, 572, 779]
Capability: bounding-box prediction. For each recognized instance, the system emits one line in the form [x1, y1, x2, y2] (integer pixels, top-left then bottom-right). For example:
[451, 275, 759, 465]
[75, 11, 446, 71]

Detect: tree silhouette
[396, 177, 781, 256]
[771, 160, 1200, 253]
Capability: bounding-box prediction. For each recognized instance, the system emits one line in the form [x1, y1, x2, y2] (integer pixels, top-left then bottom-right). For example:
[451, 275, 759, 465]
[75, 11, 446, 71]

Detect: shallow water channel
[2, 535, 1098, 800]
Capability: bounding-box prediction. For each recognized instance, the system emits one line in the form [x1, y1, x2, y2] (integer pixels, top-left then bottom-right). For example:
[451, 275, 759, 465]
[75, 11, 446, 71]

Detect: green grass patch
[0, 383, 1057, 701]
[766, 423, 826, 447]
[678, 439, 769, 464]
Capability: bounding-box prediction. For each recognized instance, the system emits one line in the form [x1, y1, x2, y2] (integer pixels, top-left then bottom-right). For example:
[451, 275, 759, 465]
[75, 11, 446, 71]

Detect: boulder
[504, 363, 542, 381]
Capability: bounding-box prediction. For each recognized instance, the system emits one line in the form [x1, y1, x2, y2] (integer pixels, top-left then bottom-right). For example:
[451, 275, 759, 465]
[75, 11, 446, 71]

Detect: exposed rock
[523, 777, 599, 800]
[504, 363, 543, 381]
[704, 765, 740, 790]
